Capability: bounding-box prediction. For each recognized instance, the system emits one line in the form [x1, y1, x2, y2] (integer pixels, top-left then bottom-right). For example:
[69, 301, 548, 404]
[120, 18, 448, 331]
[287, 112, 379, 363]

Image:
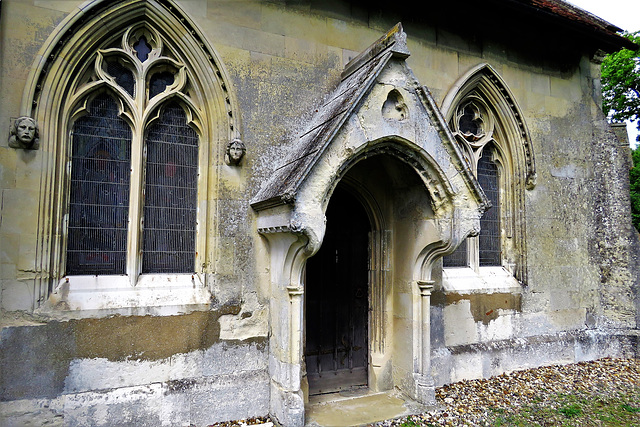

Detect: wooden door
[305, 187, 370, 395]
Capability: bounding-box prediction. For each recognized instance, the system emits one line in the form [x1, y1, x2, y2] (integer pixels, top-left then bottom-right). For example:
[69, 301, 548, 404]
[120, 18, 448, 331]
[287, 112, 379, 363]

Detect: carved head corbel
[9, 116, 39, 150]
[225, 138, 246, 166]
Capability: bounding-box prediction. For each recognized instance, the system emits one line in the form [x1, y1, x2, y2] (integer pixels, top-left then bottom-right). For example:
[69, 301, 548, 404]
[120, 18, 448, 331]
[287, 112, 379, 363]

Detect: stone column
[287, 285, 304, 364]
[258, 229, 308, 427]
[414, 280, 435, 404]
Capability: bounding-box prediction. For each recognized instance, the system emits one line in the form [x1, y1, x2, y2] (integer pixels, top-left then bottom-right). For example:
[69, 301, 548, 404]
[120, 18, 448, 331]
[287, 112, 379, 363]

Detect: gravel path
[209, 357, 639, 427]
[372, 357, 640, 426]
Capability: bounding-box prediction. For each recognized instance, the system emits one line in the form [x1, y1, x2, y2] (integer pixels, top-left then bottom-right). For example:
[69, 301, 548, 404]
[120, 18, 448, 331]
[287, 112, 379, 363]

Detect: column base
[270, 381, 305, 427]
[413, 373, 436, 405]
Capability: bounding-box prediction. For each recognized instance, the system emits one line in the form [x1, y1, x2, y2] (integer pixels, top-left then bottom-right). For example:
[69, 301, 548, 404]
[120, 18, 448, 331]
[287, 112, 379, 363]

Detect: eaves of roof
[504, 0, 637, 51]
[250, 26, 403, 210]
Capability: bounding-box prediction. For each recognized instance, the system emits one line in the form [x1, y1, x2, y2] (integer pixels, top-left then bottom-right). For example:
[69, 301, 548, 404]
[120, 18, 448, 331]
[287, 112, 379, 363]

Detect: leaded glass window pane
[134, 36, 151, 62]
[106, 60, 135, 97]
[142, 104, 198, 273]
[66, 94, 132, 275]
[459, 105, 480, 136]
[149, 72, 174, 99]
[478, 148, 501, 266]
[443, 238, 468, 267]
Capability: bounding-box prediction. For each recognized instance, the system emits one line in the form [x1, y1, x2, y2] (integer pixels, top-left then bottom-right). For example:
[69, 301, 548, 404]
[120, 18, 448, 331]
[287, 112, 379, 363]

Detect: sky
[567, 0, 640, 33]
[567, 0, 639, 146]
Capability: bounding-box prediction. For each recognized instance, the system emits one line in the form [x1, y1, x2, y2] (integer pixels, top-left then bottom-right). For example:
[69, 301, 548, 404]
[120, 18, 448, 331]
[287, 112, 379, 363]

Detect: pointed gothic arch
[441, 63, 536, 284]
[25, 0, 240, 312]
[251, 24, 489, 425]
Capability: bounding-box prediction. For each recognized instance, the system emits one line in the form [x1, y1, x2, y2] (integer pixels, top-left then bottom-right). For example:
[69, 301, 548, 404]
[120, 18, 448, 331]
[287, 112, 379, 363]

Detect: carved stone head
[9, 116, 39, 150]
[225, 138, 246, 166]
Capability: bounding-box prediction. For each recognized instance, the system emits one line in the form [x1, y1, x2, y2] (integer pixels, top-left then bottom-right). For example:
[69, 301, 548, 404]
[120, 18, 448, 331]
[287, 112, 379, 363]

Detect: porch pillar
[258, 226, 309, 427]
[414, 279, 435, 404]
[287, 285, 304, 365]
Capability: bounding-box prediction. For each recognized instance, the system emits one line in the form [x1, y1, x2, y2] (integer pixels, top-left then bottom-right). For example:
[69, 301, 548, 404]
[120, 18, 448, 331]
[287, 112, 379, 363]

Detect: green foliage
[631, 147, 640, 232]
[399, 417, 420, 427]
[601, 31, 640, 142]
[487, 390, 640, 427]
[558, 403, 582, 418]
[621, 403, 640, 413]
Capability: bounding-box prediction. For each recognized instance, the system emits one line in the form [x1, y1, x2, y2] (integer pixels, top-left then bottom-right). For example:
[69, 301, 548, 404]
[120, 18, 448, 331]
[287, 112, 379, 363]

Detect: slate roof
[514, 0, 636, 49]
[250, 1, 637, 211]
[251, 25, 407, 210]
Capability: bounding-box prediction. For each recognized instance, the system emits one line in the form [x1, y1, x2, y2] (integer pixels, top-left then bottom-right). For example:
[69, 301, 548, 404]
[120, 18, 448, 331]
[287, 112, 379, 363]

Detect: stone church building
[1, 0, 639, 425]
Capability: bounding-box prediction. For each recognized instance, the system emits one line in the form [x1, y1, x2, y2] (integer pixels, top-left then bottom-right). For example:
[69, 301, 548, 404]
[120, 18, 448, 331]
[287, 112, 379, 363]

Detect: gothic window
[64, 26, 202, 281]
[440, 64, 534, 285]
[477, 146, 501, 267]
[26, 0, 239, 311]
[141, 103, 198, 274]
[443, 99, 503, 270]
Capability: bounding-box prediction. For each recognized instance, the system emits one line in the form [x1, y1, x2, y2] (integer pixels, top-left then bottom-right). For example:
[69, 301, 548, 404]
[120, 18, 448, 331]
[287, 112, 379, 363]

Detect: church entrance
[305, 185, 371, 395]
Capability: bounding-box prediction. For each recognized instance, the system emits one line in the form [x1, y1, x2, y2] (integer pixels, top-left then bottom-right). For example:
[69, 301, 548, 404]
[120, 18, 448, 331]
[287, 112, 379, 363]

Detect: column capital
[287, 285, 304, 297]
[416, 280, 434, 295]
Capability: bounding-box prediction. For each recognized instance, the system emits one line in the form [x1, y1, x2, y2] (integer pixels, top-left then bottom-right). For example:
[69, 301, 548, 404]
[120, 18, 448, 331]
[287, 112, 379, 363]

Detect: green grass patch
[486, 390, 640, 427]
[558, 403, 582, 418]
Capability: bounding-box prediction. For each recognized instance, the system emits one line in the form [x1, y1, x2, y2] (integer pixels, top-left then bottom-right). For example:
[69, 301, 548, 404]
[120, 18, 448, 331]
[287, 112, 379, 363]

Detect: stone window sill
[38, 274, 211, 319]
[442, 266, 521, 294]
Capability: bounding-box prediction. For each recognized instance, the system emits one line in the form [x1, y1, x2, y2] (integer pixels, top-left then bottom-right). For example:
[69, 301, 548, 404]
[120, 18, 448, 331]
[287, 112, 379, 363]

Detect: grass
[397, 388, 640, 427]
[488, 389, 640, 427]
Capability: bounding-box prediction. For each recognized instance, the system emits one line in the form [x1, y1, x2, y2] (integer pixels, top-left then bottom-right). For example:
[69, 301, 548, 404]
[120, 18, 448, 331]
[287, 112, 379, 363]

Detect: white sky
[568, 0, 640, 145]
[567, 0, 640, 32]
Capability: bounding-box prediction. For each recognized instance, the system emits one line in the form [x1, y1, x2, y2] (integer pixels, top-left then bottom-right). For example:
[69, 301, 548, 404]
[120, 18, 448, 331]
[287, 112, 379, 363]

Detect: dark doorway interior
[305, 185, 371, 395]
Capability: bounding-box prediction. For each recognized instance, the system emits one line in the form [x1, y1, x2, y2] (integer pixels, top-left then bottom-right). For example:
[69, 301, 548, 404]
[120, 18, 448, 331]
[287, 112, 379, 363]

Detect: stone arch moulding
[250, 23, 489, 426]
[25, 0, 241, 313]
[441, 63, 536, 189]
[441, 63, 536, 284]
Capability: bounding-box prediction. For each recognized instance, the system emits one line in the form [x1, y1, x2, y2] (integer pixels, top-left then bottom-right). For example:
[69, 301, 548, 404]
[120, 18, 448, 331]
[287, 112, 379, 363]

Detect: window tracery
[25, 0, 239, 312]
[444, 98, 501, 269]
[441, 64, 535, 286]
[65, 25, 202, 282]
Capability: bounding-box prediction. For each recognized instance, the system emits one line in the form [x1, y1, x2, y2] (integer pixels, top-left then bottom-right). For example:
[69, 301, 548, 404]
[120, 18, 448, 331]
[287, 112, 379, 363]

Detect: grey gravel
[208, 358, 639, 427]
[370, 357, 640, 426]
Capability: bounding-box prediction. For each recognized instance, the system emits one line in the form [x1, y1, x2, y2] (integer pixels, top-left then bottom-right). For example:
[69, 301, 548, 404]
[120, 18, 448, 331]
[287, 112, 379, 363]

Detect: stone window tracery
[440, 65, 534, 286]
[457, 102, 486, 142]
[444, 97, 502, 270]
[26, 0, 238, 313]
[64, 25, 203, 283]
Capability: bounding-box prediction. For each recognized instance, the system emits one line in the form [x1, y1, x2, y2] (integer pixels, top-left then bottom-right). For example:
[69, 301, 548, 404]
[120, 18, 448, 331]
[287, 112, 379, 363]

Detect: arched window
[442, 65, 535, 285]
[67, 94, 132, 275]
[141, 103, 199, 274]
[477, 145, 501, 267]
[63, 26, 202, 283]
[25, 0, 239, 311]
[443, 99, 502, 270]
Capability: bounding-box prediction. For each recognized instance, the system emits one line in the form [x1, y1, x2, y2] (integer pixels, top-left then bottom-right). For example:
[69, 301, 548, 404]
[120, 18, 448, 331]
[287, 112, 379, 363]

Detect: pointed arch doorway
[305, 184, 371, 395]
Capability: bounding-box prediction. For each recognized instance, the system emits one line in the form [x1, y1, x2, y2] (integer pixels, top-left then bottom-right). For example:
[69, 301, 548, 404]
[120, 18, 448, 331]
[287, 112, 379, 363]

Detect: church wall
[0, 0, 638, 425]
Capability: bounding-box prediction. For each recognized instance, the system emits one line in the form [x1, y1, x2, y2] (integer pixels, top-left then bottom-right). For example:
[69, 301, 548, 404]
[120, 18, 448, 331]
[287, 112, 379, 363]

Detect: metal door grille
[66, 94, 132, 275]
[477, 150, 501, 266]
[142, 104, 198, 273]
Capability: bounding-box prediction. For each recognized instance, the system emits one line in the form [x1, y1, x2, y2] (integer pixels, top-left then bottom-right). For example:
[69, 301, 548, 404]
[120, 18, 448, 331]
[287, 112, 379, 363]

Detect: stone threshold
[305, 388, 431, 426]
